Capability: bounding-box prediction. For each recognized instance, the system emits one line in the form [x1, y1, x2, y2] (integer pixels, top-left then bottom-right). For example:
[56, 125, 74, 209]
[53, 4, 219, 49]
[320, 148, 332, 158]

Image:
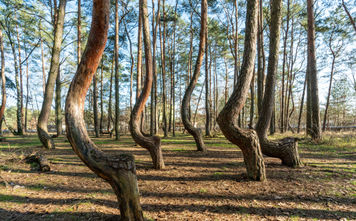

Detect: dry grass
[0, 131, 355, 220]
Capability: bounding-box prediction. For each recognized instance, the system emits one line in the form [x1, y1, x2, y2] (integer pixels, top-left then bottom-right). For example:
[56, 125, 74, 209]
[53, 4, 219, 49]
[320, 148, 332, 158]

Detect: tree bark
[55, 66, 62, 136]
[341, 0, 356, 32]
[16, 24, 24, 135]
[306, 0, 321, 141]
[322, 51, 335, 131]
[114, 0, 120, 140]
[257, 0, 265, 115]
[217, 0, 266, 181]
[181, 0, 207, 152]
[160, 0, 168, 137]
[0, 29, 5, 129]
[99, 63, 104, 134]
[205, 28, 211, 137]
[77, 0, 81, 64]
[39, 22, 46, 96]
[130, 0, 165, 170]
[65, 1, 144, 219]
[93, 71, 99, 138]
[37, 0, 66, 149]
[255, 0, 302, 168]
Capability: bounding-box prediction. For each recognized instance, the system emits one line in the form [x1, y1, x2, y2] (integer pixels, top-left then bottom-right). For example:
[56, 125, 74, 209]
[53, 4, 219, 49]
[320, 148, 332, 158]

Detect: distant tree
[0, 28, 5, 133]
[130, 0, 165, 169]
[181, 0, 207, 152]
[37, 0, 66, 148]
[65, 0, 144, 219]
[255, 0, 302, 168]
[306, 0, 321, 141]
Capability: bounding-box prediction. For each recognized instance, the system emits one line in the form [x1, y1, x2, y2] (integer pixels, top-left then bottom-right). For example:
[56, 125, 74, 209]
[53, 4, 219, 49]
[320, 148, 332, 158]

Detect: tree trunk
[40, 22, 46, 96]
[217, 0, 265, 181]
[255, 0, 302, 168]
[341, 0, 356, 32]
[181, 0, 207, 152]
[99, 63, 104, 134]
[65, 1, 144, 219]
[297, 74, 306, 133]
[0, 29, 6, 130]
[55, 66, 62, 136]
[93, 71, 99, 138]
[160, 0, 168, 137]
[77, 0, 81, 64]
[108, 59, 114, 133]
[114, 0, 120, 140]
[249, 68, 255, 129]
[205, 28, 211, 137]
[257, 0, 265, 115]
[37, 0, 66, 149]
[24, 46, 29, 132]
[130, 0, 165, 170]
[16, 24, 24, 135]
[306, 0, 321, 141]
[322, 54, 335, 131]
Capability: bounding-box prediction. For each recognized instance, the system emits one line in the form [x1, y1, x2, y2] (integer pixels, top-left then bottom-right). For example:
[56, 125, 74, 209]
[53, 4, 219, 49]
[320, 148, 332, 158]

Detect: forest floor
[0, 131, 355, 221]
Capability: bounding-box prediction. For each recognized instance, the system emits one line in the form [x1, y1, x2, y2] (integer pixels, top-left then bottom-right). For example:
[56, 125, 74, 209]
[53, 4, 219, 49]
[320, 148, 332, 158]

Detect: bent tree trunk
[129, 0, 165, 169]
[65, 1, 144, 220]
[181, 0, 207, 152]
[255, 0, 302, 168]
[217, 0, 265, 181]
[37, 0, 66, 149]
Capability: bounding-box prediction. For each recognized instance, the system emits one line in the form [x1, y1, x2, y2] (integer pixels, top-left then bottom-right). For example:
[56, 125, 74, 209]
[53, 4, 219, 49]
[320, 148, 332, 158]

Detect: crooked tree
[65, 0, 144, 219]
[255, 0, 302, 168]
[0, 29, 5, 132]
[181, 0, 208, 152]
[129, 0, 165, 169]
[217, 0, 266, 181]
[37, 0, 66, 149]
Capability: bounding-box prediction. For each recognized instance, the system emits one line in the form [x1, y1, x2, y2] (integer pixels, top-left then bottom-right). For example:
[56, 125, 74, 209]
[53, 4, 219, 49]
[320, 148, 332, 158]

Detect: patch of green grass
[213, 172, 224, 176]
[171, 148, 188, 152]
[0, 194, 15, 202]
[0, 165, 9, 171]
[199, 188, 207, 193]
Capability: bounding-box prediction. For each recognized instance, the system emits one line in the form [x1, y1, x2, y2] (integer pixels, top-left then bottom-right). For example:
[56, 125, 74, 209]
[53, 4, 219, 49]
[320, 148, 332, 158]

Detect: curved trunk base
[240, 131, 266, 181]
[108, 156, 144, 221]
[37, 125, 55, 149]
[148, 138, 165, 169]
[261, 137, 303, 168]
[185, 126, 206, 152]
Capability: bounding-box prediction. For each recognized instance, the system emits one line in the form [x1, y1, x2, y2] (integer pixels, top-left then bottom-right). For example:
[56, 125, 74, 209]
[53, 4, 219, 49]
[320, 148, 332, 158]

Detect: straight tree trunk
[280, 0, 290, 133]
[160, 0, 168, 137]
[114, 0, 120, 140]
[217, 0, 266, 181]
[257, 0, 265, 115]
[249, 68, 255, 128]
[77, 0, 81, 64]
[99, 63, 104, 134]
[130, 0, 165, 169]
[0, 29, 6, 134]
[55, 66, 62, 136]
[306, 0, 321, 141]
[39, 22, 46, 96]
[322, 51, 336, 131]
[297, 74, 306, 133]
[107, 59, 114, 134]
[16, 24, 24, 135]
[24, 46, 29, 132]
[65, 1, 144, 218]
[205, 29, 211, 137]
[37, 0, 66, 149]
[255, 0, 302, 168]
[181, 0, 208, 152]
[93, 71, 99, 138]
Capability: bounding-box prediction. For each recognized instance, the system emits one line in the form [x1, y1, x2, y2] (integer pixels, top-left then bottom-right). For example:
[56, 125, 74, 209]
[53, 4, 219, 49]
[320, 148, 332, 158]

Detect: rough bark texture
[255, 0, 302, 168]
[24, 153, 50, 172]
[306, 0, 321, 141]
[37, 0, 66, 149]
[114, 0, 120, 140]
[65, 1, 144, 219]
[55, 67, 62, 136]
[217, 0, 265, 181]
[0, 29, 6, 129]
[93, 72, 99, 137]
[130, 0, 165, 170]
[160, 0, 168, 137]
[77, 0, 81, 64]
[181, 0, 207, 152]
